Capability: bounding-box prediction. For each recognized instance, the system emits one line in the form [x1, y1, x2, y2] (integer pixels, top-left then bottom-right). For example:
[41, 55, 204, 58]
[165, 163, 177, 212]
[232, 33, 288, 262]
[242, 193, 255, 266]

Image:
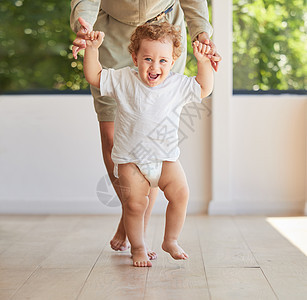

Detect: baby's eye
[160, 59, 167, 63]
[145, 58, 152, 61]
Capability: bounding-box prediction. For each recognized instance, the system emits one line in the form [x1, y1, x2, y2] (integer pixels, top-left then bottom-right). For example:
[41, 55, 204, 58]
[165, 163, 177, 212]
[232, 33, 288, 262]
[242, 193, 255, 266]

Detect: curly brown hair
[128, 22, 182, 60]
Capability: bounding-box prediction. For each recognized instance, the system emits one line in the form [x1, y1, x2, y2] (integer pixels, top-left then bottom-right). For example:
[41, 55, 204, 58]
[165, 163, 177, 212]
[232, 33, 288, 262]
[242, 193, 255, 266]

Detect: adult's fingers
[211, 53, 222, 62]
[73, 37, 86, 48]
[209, 56, 220, 72]
[72, 43, 85, 59]
[75, 17, 92, 39]
[211, 60, 219, 72]
[203, 39, 216, 57]
[72, 45, 80, 59]
[78, 17, 91, 32]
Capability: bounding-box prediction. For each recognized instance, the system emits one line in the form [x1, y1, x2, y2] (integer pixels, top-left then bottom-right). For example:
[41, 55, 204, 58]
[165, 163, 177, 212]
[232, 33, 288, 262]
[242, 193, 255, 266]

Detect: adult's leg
[98, 121, 128, 251]
[144, 186, 158, 260]
[99, 121, 158, 258]
[158, 161, 189, 260]
[118, 163, 152, 267]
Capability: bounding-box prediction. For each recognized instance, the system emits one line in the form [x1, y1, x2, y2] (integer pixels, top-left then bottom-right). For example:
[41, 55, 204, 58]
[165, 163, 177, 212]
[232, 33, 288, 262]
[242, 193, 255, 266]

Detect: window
[1, 0, 306, 93]
[233, 0, 307, 92]
[0, 0, 87, 93]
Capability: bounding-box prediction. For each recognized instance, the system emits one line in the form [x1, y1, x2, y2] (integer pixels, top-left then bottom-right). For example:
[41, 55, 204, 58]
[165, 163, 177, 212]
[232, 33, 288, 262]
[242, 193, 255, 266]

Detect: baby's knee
[168, 184, 189, 205]
[177, 185, 189, 202]
[125, 199, 148, 215]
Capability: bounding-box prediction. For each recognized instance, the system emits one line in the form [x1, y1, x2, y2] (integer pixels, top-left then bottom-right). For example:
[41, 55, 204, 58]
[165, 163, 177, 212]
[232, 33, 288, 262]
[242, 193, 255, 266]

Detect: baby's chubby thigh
[117, 163, 151, 207]
[158, 161, 190, 204]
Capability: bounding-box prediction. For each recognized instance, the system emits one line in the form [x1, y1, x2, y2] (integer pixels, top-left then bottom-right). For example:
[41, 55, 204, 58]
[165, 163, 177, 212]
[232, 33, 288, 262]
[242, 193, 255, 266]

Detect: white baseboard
[209, 198, 306, 216]
[2, 196, 303, 216]
[0, 197, 208, 215]
[0, 199, 121, 215]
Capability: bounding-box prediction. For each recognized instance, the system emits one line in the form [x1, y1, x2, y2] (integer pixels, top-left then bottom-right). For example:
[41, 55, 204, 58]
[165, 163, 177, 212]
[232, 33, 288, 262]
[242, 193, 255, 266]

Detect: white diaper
[136, 162, 163, 187]
[113, 162, 163, 187]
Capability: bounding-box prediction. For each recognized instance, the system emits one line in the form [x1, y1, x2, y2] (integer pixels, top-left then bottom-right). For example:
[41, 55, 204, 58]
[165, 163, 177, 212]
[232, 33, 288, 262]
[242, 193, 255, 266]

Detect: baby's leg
[118, 163, 152, 267]
[159, 161, 189, 260]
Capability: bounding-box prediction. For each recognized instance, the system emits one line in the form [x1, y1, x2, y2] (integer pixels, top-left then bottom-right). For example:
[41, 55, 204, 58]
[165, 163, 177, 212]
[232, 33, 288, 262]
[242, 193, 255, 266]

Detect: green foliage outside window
[0, 0, 306, 93]
[0, 0, 85, 92]
[233, 0, 307, 91]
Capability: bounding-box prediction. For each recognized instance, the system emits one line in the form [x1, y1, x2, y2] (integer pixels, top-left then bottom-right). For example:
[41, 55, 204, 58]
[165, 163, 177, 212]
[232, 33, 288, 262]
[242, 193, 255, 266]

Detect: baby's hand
[86, 31, 105, 49]
[193, 40, 210, 63]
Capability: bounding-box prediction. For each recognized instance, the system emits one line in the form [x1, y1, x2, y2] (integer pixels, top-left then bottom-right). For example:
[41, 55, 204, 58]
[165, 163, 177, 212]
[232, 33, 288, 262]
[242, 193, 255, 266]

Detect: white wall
[0, 94, 306, 215]
[1, 1, 306, 216]
[0, 94, 212, 214]
[209, 93, 307, 216]
[231, 95, 306, 215]
[305, 102, 307, 216]
[209, 0, 307, 216]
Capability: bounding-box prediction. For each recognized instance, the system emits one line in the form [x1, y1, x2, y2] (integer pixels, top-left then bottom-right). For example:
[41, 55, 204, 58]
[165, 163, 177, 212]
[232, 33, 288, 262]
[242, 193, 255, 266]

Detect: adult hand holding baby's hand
[72, 17, 93, 59]
[197, 33, 222, 71]
[193, 40, 211, 63]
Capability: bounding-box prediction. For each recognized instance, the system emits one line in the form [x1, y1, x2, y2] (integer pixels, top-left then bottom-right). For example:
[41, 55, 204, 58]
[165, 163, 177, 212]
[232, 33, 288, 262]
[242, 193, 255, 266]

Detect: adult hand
[197, 32, 222, 72]
[72, 17, 93, 59]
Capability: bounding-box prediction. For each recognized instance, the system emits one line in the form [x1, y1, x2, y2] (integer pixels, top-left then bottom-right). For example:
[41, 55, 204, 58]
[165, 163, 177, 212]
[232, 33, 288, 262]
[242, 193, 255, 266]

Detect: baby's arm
[83, 31, 105, 89]
[193, 41, 214, 98]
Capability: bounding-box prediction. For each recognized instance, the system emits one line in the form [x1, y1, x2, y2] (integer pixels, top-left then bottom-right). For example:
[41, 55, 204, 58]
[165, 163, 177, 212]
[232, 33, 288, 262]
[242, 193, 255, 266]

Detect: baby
[83, 22, 214, 267]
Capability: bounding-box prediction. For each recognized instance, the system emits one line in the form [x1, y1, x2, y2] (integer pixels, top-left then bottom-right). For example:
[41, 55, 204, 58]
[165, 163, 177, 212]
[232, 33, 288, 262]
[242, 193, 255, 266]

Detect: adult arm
[197, 34, 222, 72]
[70, 0, 101, 58]
[179, 0, 212, 42]
[180, 0, 221, 71]
[70, 0, 100, 33]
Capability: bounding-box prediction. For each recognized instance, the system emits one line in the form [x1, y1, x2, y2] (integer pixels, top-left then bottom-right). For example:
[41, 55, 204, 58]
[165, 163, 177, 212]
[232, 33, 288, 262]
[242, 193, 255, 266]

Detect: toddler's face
[132, 38, 175, 87]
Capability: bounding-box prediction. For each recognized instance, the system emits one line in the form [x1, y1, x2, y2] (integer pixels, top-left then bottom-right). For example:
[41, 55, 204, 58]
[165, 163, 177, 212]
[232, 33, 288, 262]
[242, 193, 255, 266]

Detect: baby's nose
[151, 62, 159, 71]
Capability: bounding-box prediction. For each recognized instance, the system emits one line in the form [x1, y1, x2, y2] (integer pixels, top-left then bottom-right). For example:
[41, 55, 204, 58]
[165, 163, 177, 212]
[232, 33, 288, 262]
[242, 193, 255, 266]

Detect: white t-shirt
[100, 67, 202, 164]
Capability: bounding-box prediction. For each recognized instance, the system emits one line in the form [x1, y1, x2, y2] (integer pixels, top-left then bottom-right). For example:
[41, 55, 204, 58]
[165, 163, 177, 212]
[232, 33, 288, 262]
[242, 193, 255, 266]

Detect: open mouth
[148, 73, 160, 80]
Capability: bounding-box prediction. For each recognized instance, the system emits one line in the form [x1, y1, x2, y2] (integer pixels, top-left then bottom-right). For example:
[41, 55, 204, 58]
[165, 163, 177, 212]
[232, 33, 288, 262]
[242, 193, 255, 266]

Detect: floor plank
[0, 215, 306, 300]
[235, 217, 307, 299]
[0, 268, 36, 290]
[144, 216, 210, 300]
[0, 216, 48, 255]
[266, 217, 307, 256]
[77, 215, 156, 300]
[77, 244, 147, 300]
[0, 268, 38, 300]
[40, 216, 114, 269]
[0, 216, 79, 269]
[197, 216, 258, 268]
[11, 268, 90, 300]
[0, 289, 16, 300]
[259, 265, 307, 300]
[206, 267, 277, 299]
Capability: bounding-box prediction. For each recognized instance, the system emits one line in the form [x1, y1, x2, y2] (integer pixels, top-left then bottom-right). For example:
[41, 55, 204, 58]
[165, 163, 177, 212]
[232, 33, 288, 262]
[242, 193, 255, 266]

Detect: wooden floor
[0, 215, 306, 300]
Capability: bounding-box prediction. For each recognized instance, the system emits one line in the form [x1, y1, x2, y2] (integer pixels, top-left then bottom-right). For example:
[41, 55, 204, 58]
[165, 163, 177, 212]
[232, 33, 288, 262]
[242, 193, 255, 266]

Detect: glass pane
[233, 0, 307, 91]
[0, 0, 87, 93]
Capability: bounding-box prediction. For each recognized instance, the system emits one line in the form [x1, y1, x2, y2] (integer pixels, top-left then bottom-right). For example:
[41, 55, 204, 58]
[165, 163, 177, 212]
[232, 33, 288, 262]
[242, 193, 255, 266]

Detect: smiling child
[82, 22, 213, 267]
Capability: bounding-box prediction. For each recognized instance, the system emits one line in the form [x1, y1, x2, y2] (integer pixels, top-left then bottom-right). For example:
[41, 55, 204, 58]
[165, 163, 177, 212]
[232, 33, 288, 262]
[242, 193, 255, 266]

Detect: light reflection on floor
[266, 217, 307, 256]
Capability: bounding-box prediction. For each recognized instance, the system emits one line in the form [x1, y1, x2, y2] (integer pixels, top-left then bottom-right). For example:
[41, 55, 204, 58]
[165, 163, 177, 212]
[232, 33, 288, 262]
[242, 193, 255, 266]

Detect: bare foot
[110, 218, 130, 251]
[147, 248, 158, 260]
[162, 240, 189, 260]
[110, 234, 130, 251]
[110, 231, 157, 258]
[130, 247, 157, 260]
[110, 219, 157, 259]
[132, 248, 152, 267]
